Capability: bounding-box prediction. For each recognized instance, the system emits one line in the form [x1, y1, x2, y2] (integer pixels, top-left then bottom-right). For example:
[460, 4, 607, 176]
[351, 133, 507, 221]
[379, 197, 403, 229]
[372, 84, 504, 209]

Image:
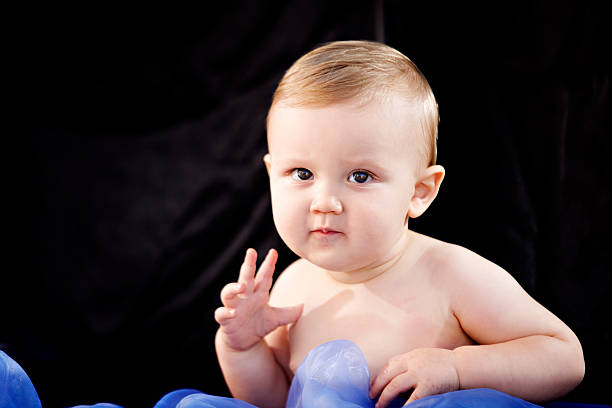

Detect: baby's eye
[291, 168, 313, 181]
[348, 170, 372, 184]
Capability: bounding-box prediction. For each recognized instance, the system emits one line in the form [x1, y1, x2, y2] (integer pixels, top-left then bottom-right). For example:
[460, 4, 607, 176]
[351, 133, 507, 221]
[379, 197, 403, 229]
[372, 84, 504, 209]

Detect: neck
[324, 229, 417, 284]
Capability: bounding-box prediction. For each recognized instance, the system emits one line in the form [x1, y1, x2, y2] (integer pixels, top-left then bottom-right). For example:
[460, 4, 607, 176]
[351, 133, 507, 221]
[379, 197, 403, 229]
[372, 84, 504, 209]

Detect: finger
[238, 248, 258, 289]
[271, 304, 303, 327]
[404, 384, 427, 405]
[254, 248, 278, 292]
[370, 358, 407, 399]
[374, 372, 415, 408]
[220, 282, 245, 307]
[214, 306, 236, 325]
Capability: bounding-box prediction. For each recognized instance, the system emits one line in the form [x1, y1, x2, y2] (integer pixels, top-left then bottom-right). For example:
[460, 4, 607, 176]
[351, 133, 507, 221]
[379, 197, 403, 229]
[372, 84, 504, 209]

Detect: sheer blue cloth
[286, 339, 375, 407]
[0, 350, 42, 408]
[1, 341, 608, 408]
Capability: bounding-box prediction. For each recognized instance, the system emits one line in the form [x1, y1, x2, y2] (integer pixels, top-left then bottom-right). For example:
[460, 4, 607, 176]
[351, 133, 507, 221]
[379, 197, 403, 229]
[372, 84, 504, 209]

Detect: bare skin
[215, 98, 584, 407]
[216, 233, 584, 407]
[215, 248, 302, 408]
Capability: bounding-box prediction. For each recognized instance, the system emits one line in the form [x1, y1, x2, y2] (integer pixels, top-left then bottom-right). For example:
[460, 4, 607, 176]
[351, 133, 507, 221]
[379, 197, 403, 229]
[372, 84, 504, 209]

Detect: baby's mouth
[311, 227, 342, 236]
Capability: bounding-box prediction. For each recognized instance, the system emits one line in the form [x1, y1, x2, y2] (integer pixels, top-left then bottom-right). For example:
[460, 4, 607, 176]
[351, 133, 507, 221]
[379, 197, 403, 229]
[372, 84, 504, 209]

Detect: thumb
[272, 304, 304, 326]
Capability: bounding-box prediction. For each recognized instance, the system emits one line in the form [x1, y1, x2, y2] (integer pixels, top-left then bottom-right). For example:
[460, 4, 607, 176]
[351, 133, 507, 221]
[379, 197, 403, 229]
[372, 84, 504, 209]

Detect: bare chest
[287, 285, 472, 378]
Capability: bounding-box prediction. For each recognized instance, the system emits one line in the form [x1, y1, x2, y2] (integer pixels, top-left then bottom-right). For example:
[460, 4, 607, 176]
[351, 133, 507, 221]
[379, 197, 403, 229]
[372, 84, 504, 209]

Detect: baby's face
[266, 96, 424, 273]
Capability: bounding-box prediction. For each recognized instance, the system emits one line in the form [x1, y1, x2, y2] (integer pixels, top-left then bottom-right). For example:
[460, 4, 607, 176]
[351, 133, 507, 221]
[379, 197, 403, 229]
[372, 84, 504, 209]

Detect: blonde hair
[268, 40, 439, 166]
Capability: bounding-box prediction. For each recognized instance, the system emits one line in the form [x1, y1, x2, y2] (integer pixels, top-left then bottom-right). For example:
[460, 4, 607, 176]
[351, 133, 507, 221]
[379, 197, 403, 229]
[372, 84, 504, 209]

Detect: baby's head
[267, 40, 439, 169]
[264, 41, 445, 275]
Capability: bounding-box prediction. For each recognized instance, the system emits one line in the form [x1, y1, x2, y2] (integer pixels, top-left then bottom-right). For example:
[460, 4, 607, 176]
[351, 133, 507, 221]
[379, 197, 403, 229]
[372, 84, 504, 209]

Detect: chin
[284, 238, 376, 272]
[303, 250, 368, 273]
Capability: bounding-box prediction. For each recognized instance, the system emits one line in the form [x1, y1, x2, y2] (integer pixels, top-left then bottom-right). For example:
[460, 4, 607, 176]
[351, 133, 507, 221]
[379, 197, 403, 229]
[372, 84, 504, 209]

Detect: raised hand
[369, 348, 460, 408]
[215, 248, 303, 352]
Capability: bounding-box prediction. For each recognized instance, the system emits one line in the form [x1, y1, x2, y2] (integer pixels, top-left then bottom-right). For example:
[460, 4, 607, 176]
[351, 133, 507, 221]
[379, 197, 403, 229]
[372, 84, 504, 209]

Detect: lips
[311, 227, 342, 235]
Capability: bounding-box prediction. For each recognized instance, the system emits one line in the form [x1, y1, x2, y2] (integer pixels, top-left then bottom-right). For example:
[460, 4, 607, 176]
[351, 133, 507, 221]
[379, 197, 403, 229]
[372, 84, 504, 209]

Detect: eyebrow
[334, 156, 392, 177]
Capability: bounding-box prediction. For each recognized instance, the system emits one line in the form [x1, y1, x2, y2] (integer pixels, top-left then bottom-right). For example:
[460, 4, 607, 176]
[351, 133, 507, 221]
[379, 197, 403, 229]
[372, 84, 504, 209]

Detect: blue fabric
[410, 389, 541, 407]
[0, 349, 42, 408]
[153, 389, 202, 408]
[544, 404, 610, 408]
[1, 342, 608, 408]
[167, 393, 259, 408]
[286, 339, 374, 407]
[285, 340, 542, 408]
[146, 341, 545, 408]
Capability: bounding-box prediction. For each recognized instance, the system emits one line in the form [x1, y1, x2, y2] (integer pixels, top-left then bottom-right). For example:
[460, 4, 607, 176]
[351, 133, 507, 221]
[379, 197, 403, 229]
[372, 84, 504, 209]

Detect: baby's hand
[369, 348, 460, 407]
[215, 248, 303, 352]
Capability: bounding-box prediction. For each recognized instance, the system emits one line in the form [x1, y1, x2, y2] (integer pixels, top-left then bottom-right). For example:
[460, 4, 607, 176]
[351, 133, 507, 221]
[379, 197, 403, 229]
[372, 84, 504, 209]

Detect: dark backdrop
[7, 1, 610, 407]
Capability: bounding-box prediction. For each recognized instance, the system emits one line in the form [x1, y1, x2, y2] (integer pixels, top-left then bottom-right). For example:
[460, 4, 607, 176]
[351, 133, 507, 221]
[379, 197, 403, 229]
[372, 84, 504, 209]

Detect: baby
[214, 41, 585, 408]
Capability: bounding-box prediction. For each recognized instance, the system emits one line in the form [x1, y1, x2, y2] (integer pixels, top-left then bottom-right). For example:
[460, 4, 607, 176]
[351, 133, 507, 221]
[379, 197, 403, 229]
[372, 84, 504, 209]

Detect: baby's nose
[309, 194, 343, 214]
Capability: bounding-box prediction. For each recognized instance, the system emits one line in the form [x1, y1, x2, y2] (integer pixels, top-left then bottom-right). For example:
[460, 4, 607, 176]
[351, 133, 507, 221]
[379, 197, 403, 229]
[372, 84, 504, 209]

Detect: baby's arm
[215, 249, 303, 408]
[448, 248, 584, 398]
[370, 245, 584, 407]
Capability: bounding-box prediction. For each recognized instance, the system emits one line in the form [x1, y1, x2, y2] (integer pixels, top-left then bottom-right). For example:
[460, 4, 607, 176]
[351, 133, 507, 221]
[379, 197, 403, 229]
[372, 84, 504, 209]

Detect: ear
[407, 165, 445, 219]
[263, 153, 272, 175]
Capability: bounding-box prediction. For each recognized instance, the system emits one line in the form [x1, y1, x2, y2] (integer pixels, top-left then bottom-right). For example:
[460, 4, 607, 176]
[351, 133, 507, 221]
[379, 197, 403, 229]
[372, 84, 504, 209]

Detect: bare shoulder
[416, 234, 516, 292]
[269, 258, 315, 308]
[417, 234, 575, 345]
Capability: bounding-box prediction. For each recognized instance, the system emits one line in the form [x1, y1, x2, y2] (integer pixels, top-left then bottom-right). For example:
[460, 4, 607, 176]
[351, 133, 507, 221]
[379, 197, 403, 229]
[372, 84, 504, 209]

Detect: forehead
[267, 97, 423, 163]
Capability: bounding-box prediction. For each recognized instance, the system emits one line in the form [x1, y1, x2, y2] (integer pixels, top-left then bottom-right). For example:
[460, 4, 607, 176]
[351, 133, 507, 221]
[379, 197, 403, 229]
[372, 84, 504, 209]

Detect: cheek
[270, 184, 306, 243]
[348, 191, 409, 240]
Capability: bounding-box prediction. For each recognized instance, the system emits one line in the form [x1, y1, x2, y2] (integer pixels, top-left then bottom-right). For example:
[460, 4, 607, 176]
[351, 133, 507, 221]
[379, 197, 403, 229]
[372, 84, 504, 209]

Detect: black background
[6, 1, 610, 407]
